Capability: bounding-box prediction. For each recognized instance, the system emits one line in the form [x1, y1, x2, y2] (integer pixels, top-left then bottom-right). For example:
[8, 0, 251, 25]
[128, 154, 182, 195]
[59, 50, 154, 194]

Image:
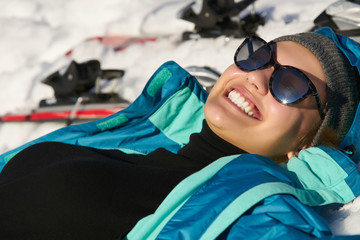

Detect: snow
[0, 0, 359, 236]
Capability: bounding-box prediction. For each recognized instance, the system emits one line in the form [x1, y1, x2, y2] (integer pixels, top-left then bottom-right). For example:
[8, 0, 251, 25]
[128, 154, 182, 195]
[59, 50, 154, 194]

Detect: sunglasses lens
[271, 68, 310, 104]
[235, 39, 272, 71]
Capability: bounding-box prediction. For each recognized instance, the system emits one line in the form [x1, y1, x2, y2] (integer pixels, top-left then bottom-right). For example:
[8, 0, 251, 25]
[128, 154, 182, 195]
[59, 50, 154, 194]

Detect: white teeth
[244, 106, 252, 113]
[228, 90, 255, 117]
[238, 97, 245, 105]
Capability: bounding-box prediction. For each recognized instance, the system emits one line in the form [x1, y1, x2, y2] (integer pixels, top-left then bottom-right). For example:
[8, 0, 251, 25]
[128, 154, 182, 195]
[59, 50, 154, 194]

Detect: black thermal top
[0, 120, 245, 240]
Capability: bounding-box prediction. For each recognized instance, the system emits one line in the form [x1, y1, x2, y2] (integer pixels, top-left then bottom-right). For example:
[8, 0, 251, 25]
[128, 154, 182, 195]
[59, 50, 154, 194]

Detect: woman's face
[204, 41, 327, 161]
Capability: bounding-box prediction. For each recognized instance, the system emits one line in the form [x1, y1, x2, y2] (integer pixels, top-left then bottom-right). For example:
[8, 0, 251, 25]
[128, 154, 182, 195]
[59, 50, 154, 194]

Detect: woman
[0, 27, 359, 239]
[126, 27, 360, 240]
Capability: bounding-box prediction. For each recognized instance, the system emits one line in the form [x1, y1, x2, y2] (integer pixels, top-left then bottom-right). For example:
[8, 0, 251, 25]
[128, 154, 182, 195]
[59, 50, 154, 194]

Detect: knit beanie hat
[273, 31, 360, 146]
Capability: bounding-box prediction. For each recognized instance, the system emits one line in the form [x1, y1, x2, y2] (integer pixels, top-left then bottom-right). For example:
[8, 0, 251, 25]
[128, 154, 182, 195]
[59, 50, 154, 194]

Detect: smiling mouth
[227, 90, 261, 120]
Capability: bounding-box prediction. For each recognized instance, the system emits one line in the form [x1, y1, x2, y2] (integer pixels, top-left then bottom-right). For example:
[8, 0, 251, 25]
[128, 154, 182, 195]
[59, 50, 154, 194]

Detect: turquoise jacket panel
[127, 147, 360, 240]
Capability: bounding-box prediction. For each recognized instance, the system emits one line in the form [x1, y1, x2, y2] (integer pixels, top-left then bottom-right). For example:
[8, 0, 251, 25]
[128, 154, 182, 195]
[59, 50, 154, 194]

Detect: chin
[204, 110, 227, 131]
[204, 100, 228, 126]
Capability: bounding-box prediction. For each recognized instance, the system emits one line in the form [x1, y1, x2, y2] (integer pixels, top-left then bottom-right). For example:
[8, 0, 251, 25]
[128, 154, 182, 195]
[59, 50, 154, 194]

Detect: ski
[0, 59, 130, 125]
[0, 104, 128, 123]
[64, 35, 158, 57]
[178, 0, 265, 40]
[0, 0, 267, 126]
[313, 0, 360, 41]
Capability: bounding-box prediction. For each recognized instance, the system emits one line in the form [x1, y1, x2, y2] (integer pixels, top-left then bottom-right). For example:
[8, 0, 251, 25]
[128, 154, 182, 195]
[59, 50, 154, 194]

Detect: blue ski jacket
[0, 27, 359, 239]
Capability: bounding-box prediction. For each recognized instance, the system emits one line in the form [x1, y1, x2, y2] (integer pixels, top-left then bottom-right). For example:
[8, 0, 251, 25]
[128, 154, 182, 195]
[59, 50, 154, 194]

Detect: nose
[246, 68, 273, 96]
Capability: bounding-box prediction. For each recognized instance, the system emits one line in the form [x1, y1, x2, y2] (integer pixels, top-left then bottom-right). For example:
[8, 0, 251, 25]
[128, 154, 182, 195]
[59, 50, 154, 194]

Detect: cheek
[204, 95, 229, 130]
[268, 103, 305, 137]
[209, 73, 229, 95]
[255, 103, 305, 155]
[210, 64, 245, 92]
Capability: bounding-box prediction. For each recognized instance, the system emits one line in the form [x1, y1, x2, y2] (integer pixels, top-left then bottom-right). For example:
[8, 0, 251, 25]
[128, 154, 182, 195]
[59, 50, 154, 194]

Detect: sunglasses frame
[234, 35, 325, 120]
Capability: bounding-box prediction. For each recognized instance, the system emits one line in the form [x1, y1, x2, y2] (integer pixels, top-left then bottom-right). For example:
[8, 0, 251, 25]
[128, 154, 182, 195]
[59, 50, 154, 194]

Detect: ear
[286, 145, 310, 160]
[286, 151, 297, 159]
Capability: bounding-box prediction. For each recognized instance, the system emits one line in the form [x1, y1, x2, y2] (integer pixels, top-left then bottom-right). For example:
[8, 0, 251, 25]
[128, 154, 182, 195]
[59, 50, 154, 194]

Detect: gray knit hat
[273, 32, 360, 146]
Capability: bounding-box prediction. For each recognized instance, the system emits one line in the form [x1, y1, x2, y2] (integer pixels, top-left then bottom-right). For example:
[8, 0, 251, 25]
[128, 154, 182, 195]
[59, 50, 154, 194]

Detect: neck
[177, 120, 246, 165]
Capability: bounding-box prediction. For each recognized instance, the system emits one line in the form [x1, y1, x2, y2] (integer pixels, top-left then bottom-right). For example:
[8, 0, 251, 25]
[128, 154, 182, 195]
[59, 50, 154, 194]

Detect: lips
[225, 88, 262, 120]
